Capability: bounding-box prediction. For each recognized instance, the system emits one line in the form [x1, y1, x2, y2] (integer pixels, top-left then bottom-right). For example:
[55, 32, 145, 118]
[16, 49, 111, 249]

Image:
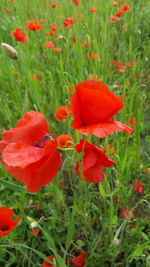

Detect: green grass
[0, 0, 150, 266]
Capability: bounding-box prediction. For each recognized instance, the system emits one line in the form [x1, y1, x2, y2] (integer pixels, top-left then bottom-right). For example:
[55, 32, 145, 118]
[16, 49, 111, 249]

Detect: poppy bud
[1, 43, 18, 60]
[30, 221, 39, 229]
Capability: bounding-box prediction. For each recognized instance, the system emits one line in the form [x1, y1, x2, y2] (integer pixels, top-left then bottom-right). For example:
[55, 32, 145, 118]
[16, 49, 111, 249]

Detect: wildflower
[11, 28, 28, 43]
[75, 139, 115, 183]
[72, 0, 80, 6]
[91, 53, 100, 61]
[117, 62, 125, 72]
[53, 47, 61, 53]
[57, 135, 74, 148]
[72, 252, 86, 267]
[27, 20, 42, 31]
[43, 256, 54, 267]
[116, 10, 125, 17]
[44, 41, 54, 49]
[64, 17, 75, 29]
[32, 74, 40, 80]
[0, 111, 62, 193]
[50, 24, 59, 31]
[32, 228, 41, 236]
[121, 4, 131, 12]
[110, 16, 120, 23]
[126, 118, 136, 126]
[40, 19, 45, 23]
[90, 7, 97, 12]
[0, 207, 22, 237]
[135, 179, 143, 194]
[51, 3, 57, 8]
[120, 208, 134, 220]
[69, 80, 133, 138]
[1, 43, 18, 60]
[54, 106, 70, 120]
[82, 42, 89, 48]
[112, 2, 118, 6]
[88, 74, 102, 81]
[47, 32, 58, 38]
[126, 60, 137, 66]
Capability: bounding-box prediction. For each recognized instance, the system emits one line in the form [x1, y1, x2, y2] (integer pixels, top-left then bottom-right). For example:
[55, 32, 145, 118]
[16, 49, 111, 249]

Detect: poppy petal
[0, 111, 49, 147]
[72, 120, 133, 138]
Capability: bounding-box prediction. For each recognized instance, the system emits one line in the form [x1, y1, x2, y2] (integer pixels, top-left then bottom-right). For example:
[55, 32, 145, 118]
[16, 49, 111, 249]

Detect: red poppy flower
[112, 1, 118, 6]
[27, 20, 42, 31]
[120, 208, 134, 220]
[82, 42, 89, 48]
[110, 16, 120, 23]
[117, 62, 126, 72]
[126, 60, 137, 67]
[0, 207, 22, 237]
[51, 3, 57, 8]
[75, 139, 115, 183]
[0, 111, 62, 193]
[90, 7, 97, 12]
[72, 0, 80, 6]
[44, 41, 54, 49]
[64, 17, 75, 29]
[47, 32, 58, 38]
[53, 47, 61, 53]
[69, 80, 133, 138]
[72, 252, 86, 267]
[54, 106, 70, 120]
[57, 135, 74, 148]
[50, 24, 59, 31]
[135, 179, 143, 194]
[91, 53, 100, 61]
[32, 74, 40, 80]
[11, 28, 28, 43]
[121, 4, 131, 12]
[43, 256, 54, 267]
[32, 228, 41, 236]
[126, 118, 136, 126]
[116, 10, 125, 17]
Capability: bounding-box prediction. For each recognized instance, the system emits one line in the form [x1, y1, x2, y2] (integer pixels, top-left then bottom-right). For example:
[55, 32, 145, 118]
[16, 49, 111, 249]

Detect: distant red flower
[51, 3, 57, 8]
[47, 32, 58, 38]
[120, 25, 126, 31]
[75, 139, 115, 183]
[64, 17, 75, 29]
[0, 111, 62, 193]
[88, 74, 102, 82]
[69, 80, 133, 138]
[72, 0, 80, 6]
[9, 0, 15, 3]
[120, 208, 134, 220]
[57, 135, 74, 148]
[32, 74, 40, 80]
[116, 10, 125, 17]
[11, 28, 28, 43]
[126, 60, 137, 67]
[82, 42, 89, 48]
[90, 7, 97, 12]
[44, 41, 54, 49]
[110, 16, 120, 23]
[50, 24, 59, 31]
[32, 228, 41, 236]
[112, 1, 118, 6]
[91, 53, 100, 61]
[40, 19, 45, 23]
[121, 4, 131, 12]
[54, 106, 70, 120]
[112, 60, 117, 67]
[135, 179, 143, 194]
[0, 207, 22, 237]
[72, 252, 86, 267]
[117, 62, 126, 72]
[27, 20, 42, 31]
[53, 47, 61, 53]
[43, 256, 54, 267]
[126, 118, 136, 125]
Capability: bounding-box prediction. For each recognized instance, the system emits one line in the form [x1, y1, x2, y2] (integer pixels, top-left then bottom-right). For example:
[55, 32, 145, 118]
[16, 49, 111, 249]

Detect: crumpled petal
[72, 120, 133, 138]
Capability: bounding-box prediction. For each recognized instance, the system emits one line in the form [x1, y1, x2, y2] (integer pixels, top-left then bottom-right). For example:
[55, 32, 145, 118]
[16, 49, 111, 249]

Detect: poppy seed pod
[1, 43, 18, 60]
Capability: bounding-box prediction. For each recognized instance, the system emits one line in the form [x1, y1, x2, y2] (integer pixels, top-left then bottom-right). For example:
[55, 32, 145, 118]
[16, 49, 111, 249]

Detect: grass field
[0, 0, 150, 266]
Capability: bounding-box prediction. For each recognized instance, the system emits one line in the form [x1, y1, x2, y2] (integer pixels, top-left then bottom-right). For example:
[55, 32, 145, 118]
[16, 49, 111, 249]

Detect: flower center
[34, 134, 54, 148]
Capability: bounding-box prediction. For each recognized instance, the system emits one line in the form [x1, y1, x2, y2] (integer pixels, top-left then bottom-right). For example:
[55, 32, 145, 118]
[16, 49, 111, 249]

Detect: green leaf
[131, 243, 149, 257]
[0, 179, 32, 193]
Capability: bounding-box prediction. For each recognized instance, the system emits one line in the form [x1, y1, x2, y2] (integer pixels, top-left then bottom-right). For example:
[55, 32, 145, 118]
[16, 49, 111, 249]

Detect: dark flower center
[34, 134, 54, 148]
[1, 226, 9, 231]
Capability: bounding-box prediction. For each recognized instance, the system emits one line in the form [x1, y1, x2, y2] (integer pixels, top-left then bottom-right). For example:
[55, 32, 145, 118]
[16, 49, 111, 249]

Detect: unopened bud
[30, 221, 39, 229]
[112, 237, 121, 247]
[1, 43, 18, 60]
